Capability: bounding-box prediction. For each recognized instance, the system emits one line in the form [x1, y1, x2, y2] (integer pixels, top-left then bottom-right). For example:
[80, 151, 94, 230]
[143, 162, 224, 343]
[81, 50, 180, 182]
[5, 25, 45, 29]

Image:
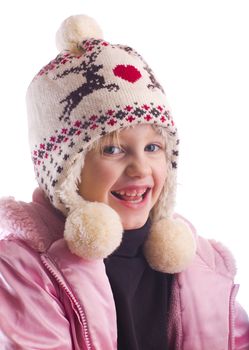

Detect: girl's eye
[145, 144, 161, 152]
[103, 145, 123, 155]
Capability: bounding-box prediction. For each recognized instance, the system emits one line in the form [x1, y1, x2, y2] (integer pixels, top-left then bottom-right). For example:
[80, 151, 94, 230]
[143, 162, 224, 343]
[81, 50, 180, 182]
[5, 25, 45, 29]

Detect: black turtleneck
[104, 220, 172, 350]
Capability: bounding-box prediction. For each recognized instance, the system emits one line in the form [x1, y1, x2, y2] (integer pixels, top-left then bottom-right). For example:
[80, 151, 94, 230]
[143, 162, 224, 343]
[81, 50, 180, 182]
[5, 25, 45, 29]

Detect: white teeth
[115, 189, 147, 197]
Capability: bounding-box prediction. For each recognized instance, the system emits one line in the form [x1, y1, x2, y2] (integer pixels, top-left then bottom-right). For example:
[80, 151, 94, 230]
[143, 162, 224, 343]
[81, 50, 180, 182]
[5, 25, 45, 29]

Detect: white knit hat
[26, 14, 196, 272]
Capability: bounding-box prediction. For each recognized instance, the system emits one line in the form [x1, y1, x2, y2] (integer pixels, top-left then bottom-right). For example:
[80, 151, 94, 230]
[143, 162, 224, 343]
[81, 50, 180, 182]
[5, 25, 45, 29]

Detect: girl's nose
[125, 156, 152, 178]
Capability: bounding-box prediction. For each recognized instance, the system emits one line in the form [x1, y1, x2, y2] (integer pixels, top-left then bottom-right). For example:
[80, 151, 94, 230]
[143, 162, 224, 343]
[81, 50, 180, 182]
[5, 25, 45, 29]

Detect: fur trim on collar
[0, 188, 64, 252]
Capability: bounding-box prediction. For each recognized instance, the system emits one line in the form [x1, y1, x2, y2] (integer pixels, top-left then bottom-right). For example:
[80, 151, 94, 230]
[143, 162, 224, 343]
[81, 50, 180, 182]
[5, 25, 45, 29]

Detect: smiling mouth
[111, 188, 150, 203]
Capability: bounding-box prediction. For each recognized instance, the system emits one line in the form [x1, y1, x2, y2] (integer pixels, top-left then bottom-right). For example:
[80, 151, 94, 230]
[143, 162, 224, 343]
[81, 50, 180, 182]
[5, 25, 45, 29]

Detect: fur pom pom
[56, 14, 103, 52]
[144, 218, 196, 273]
[64, 201, 123, 259]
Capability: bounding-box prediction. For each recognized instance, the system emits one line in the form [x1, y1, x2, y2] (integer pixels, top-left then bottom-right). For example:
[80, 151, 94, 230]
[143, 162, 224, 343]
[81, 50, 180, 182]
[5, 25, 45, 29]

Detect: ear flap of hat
[58, 152, 123, 259]
[144, 217, 196, 273]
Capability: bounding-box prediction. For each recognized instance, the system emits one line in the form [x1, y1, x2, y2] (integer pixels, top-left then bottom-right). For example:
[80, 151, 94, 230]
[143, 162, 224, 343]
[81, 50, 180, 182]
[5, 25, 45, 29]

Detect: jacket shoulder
[176, 213, 236, 278]
[0, 194, 64, 252]
[196, 234, 237, 278]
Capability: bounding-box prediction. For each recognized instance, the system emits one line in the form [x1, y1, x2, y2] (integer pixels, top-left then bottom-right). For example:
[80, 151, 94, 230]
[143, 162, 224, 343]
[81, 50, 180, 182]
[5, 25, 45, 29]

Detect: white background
[0, 1, 248, 312]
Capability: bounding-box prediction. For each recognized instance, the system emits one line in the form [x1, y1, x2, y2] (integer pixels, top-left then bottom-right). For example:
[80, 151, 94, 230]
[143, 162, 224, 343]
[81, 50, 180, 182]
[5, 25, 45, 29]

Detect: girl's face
[79, 124, 167, 229]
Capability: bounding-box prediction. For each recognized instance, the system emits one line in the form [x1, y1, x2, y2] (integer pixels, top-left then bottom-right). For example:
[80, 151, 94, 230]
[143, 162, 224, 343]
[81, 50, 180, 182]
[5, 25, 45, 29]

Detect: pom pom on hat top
[56, 15, 104, 52]
[26, 14, 196, 272]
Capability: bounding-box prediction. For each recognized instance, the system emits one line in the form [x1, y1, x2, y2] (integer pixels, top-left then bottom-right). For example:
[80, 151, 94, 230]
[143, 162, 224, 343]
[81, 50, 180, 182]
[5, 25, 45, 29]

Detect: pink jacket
[0, 189, 249, 350]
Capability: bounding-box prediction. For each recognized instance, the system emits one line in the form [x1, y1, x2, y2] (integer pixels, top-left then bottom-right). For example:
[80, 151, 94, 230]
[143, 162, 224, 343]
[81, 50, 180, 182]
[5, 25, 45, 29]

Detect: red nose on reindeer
[113, 64, 142, 83]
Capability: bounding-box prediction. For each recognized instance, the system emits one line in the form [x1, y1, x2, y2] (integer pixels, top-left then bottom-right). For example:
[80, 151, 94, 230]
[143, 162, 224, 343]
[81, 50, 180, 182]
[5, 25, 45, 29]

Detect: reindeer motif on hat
[54, 42, 120, 123]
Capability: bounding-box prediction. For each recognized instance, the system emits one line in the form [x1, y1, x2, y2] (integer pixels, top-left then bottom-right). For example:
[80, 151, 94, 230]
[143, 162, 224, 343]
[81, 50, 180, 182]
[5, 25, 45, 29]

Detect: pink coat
[0, 188, 249, 350]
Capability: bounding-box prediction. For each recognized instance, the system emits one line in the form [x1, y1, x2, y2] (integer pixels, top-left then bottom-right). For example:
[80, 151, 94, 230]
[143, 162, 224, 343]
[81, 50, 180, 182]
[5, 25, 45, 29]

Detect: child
[0, 14, 248, 350]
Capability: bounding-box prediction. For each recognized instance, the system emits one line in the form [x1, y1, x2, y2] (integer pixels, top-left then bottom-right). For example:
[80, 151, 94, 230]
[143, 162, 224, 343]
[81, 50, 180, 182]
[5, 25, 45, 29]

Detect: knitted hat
[26, 14, 196, 273]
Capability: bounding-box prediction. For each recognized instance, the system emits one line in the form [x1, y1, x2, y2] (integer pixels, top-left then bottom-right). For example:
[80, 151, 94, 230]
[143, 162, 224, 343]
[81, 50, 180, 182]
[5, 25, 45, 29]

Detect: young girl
[0, 14, 248, 350]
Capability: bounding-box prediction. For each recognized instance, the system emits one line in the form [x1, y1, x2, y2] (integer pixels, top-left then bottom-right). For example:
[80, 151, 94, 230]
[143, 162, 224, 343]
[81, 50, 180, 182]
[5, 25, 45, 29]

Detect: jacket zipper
[229, 284, 239, 350]
[41, 254, 92, 350]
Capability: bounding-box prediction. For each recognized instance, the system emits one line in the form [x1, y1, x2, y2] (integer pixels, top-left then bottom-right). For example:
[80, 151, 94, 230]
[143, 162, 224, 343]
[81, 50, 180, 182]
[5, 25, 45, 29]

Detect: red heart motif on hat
[113, 65, 142, 83]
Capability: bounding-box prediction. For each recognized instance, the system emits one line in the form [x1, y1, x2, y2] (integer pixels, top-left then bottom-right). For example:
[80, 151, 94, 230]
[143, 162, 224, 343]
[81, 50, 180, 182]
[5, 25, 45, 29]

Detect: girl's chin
[122, 217, 149, 230]
[108, 192, 152, 229]
[111, 204, 150, 230]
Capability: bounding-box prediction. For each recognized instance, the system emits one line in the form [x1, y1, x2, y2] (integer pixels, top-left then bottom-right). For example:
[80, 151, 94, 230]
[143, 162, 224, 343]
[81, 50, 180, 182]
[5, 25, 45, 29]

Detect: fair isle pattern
[32, 103, 177, 202]
[27, 38, 178, 207]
